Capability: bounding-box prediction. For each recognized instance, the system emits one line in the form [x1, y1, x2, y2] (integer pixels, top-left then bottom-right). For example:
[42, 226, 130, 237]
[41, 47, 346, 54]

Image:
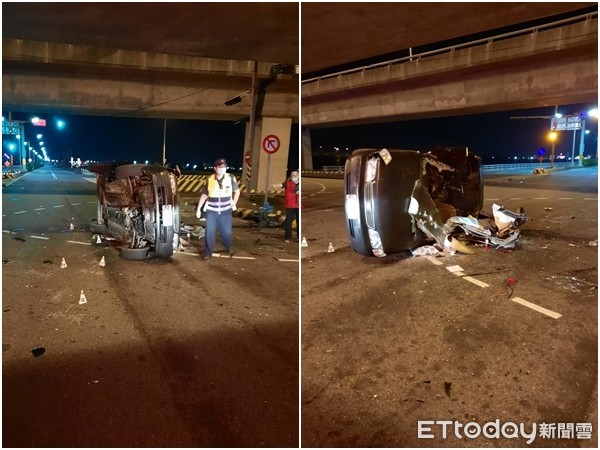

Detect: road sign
[550, 116, 582, 131]
[31, 118, 46, 126]
[262, 134, 281, 154]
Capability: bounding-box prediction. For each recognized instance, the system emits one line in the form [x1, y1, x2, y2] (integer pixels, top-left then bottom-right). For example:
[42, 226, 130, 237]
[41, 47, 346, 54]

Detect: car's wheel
[115, 164, 143, 178]
[90, 219, 108, 234]
[120, 246, 150, 261]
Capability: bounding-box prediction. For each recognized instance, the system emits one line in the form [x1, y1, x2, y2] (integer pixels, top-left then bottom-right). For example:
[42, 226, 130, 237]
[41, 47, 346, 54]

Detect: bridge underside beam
[2, 72, 298, 121]
[301, 54, 597, 128]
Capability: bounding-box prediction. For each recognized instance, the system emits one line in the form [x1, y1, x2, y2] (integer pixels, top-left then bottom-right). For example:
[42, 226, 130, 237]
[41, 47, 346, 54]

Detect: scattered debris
[79, 290, 87, 305]
[2, 259, 10, 264]
[411, 245, 440, 257]
[31, 347, 46, 358]
[43, 260, 52, 264]
[13, 236, 25, 242]
[589, 240, 598, 247]
[544, 207, 553, 211]
[327, 242, 335, 253]
[60, 258, 68, 269]
[444, 381, 452, 397]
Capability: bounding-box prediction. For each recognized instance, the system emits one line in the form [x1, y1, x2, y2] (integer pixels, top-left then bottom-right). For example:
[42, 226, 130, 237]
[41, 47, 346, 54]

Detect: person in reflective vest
[197, 158, 240, 259]
[273, 170, 299, 242]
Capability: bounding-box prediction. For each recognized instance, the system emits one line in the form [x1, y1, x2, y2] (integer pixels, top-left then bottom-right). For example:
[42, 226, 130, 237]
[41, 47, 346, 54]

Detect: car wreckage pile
[344, 147, 527, 258]
[410, 203, 527, 257]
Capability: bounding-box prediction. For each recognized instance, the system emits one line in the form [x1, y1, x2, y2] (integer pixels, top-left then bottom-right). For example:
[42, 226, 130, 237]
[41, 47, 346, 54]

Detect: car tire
[115, 164, 143, 178]
[120, 246, 150, 261]
[90, 219, 108, 234]
[151, 171, 179, 259]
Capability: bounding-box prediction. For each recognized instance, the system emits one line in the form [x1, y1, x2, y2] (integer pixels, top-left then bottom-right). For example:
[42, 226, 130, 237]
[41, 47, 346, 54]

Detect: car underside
[88, 163, 180, 260]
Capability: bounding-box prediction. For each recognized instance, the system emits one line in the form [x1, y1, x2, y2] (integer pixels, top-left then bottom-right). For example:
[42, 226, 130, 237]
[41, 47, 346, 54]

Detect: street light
[36, 134, 42, 140]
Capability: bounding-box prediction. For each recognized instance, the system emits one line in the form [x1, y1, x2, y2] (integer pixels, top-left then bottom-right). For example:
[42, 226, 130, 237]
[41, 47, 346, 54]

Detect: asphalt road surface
[2, 166, 299, 447]
[301, 167, 598, 447]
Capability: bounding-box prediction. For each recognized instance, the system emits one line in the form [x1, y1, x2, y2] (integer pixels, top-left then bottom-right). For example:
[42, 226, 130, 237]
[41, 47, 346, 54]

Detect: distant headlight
[368, 229, 386, 257]
[345, 194, 360, 220]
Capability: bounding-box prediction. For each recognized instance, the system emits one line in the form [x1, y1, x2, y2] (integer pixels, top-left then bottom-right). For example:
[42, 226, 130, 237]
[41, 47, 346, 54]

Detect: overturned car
[344, 147, 485, 257]
[88, 163, 180, 260]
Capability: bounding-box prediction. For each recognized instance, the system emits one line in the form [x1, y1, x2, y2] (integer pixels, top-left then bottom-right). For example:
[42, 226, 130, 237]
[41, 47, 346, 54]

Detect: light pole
[162, 118, 167, 165]
[548, 131, 557, 168]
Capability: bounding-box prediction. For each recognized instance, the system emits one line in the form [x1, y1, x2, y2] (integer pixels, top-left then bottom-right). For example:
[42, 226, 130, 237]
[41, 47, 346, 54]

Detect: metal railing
[321, 165, 345, 172]
[302, 11, 597, 85]
[307, 161, 576, 175]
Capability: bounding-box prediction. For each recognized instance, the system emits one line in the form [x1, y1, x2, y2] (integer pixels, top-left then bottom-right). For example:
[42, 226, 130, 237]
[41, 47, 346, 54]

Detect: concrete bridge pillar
[301, 127, 314, 170]
[242, 117, 292, 192]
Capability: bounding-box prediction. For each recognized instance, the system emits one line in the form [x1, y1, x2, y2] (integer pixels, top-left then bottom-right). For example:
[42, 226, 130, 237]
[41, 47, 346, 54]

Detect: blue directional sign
[537, 148, 546, 156]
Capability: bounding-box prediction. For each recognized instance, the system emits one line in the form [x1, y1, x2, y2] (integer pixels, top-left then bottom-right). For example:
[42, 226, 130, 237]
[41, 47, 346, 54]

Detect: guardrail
[308, 161, 575, 175]
[302, 11, 597, 84]
[322, 165, 345, 172]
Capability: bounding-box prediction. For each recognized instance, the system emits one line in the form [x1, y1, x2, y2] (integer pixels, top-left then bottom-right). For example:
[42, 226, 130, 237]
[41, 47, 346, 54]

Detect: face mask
[291, 177, 299, 183]
[216, 167, 226, 175]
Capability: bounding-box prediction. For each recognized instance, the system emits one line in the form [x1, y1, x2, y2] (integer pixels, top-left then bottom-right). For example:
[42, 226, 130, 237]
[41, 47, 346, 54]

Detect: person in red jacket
[273, 170, 299, 243]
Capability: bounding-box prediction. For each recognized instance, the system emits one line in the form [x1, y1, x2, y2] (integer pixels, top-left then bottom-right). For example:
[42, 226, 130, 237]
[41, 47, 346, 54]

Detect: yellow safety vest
[205, 174, 234, 213]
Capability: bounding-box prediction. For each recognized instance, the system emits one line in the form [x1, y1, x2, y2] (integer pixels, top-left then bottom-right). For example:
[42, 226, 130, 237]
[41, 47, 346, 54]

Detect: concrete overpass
[300, 3, 598, 169]
[2, 3, 299, 192]
[2, 3, 299, 121]
[301, 5, 597, 127]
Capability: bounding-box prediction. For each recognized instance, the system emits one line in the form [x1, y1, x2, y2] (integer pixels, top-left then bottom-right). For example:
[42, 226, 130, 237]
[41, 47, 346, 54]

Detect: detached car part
[88, 163, 180, 260]
[345, 148, 484, 257]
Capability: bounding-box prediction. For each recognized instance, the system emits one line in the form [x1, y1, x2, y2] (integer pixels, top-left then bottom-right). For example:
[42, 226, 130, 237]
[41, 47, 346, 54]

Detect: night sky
[2, 103, 597, 170]
[309, 102, 598, 166]
[2, 112, 300, 172]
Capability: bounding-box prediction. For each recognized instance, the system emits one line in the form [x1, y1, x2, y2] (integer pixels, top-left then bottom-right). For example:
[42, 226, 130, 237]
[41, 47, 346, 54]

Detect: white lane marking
[29, 235, 50, 240]
[485, 198, 501, 201]
[558, 198, 573, 200]
[305, 180, 327, 192]
[426, 256, 444, 266]
[463, 276, 489, 288]
[532, 197, 548, 200]
[453, 271, 466, 277]
[34, 207, 45, 211]
[512, 297, 562, 319]
[446, 265, 464, 273]
[14, 211, 27, 215]
[278, 258, 299, 262]
[51, 171, 58, 180]
[584, 198, 597, 201]
[72, 203, 81, 206]
[84, 178, 97, 184]
[210, 253, 256, 260]
[2, 230, 11, 233]
[510, 197, 523, 200]
[176, 251, 198, 257]
[67, 240, 92, 246]
[53, 205, 65, 208]
[87, 201, 97, 204]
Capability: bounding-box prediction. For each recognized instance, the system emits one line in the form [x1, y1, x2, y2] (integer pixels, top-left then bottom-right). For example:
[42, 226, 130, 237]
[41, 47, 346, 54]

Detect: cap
[214, 158, 227, 167]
